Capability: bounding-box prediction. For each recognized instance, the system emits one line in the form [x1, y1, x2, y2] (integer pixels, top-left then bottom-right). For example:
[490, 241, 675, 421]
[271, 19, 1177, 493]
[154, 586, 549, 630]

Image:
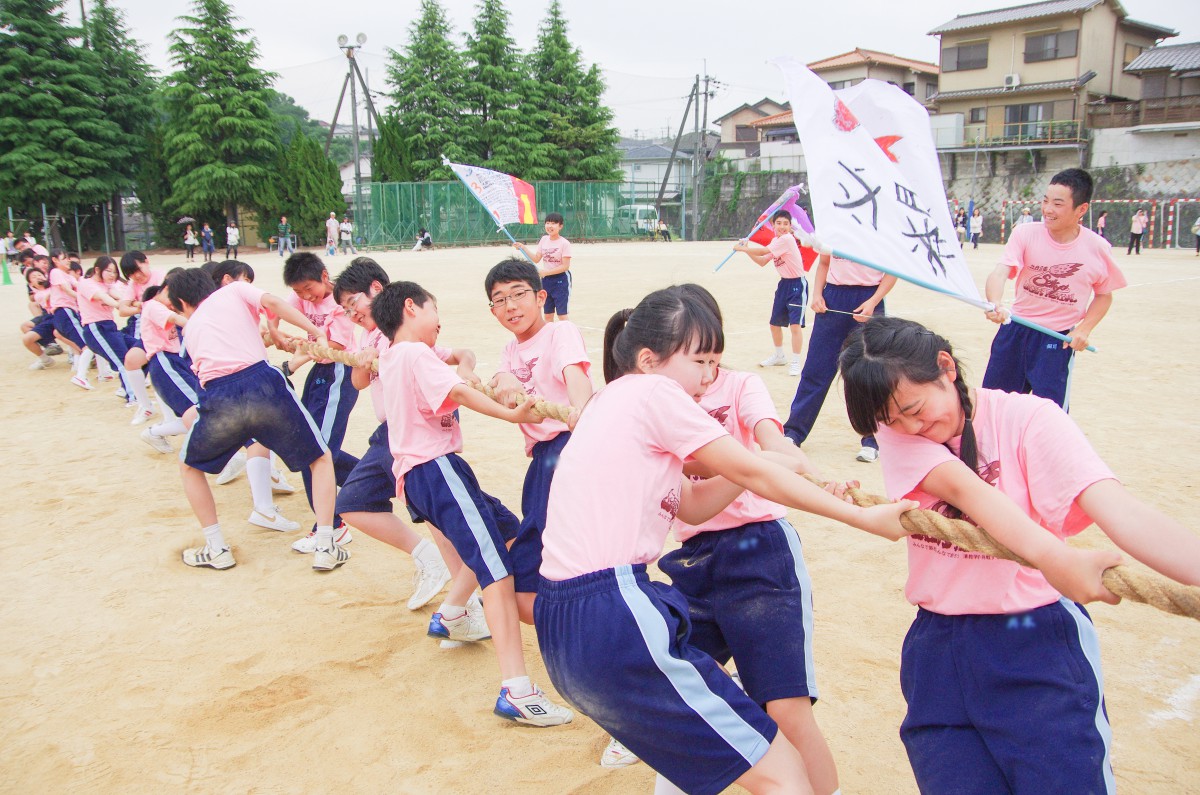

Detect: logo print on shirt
[440, 414, 454, 429]
[1022, 262, 1083, 305]
[512, 357, 539, 384]
[659, 489, 680, 521]
[707, 405, 731, 427]
[920, 459, 1001, 552]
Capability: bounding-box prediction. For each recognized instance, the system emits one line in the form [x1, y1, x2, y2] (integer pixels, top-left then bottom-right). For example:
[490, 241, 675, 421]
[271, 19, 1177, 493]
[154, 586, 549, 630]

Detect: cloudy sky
[68, 0, 1197, 140]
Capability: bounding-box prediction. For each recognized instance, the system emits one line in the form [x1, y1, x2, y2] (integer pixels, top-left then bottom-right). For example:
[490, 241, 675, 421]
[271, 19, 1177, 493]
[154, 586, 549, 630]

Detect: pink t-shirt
[827, 256, 884, 287]
[500, 321, 591, 455]
[876, 388, 1117, 615]
[115, 268, 166, 305]
[140, 299, 181, 357]
[76, 278, 115, 325]
[48, 268, 78, 311]
[540, 375, 729, 581]
[285, 292, 356, 363]
[1002, 223, 1126, 331]
[378, 341, 465, 494]
[538, 235, 572, 271]
[766, 234, 806, 279]
[361, 328, 451, 424]
[33, 288, 51, 313]
[675, 369, 787, 541]
[184, 281, 270, 385]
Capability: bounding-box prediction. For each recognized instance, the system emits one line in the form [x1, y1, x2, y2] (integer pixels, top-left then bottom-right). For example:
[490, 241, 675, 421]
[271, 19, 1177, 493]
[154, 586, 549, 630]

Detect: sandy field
[2, 238, 1198, 794]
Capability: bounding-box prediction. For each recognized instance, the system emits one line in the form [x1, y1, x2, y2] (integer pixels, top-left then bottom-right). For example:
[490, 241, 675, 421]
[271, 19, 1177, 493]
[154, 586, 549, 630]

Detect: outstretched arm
[1077, 479, 1200, 586]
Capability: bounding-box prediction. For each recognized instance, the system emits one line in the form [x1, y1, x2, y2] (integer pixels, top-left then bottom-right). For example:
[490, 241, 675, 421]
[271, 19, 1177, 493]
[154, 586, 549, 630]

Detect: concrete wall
[1091, 126, 1200, 167]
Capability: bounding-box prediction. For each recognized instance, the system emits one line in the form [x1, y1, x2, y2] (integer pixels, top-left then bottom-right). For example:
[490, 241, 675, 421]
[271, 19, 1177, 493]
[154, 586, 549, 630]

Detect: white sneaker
[182, 545, 235, 570]
[67, 352, 76, 366]
[130, 406, 156, 426]
[140, 428, 174, 454]
[600, 737, 641, 768]
[44, 343, 64, 356]
[788, 359, 802, 376]
[216, 450, 246, 485]
[248, 507, 301, 532]
[407, 558, 452, 610]
[270, 468, 296, 494]
[312, 542, 351, 571]
[291, 526, 352, 553]
[494, 685, 574, 727]
[428, 602, 491, 642]
[856, 446, 879, 463]
[758, 352, 787, 367]
[114, 387, 127, 399]
[70, 375, 92, 390]
[28, 354, 53, 370]
[99, 372, 117, 382]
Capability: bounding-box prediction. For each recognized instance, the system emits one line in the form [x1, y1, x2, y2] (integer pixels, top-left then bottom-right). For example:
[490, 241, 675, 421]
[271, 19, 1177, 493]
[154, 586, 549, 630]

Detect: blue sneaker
[494, 685, 574, 727]
[427, 606, 490, 642]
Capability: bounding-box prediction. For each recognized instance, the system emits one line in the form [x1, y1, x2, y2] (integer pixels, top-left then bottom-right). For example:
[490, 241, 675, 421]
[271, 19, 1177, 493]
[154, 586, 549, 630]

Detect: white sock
[501, 675, 534, 698]
[124, 367, 153, 411]
[75, 349, 93, 379]
[97, 358, 114, 378]
[202, 523, 228, 551]
[314, 524, 334, 551]
[774, 346, 784, 356]
[413, 538, 441, 566]
[791, 353, 802, 363]
[246, 455, 275, 515]
[654, 774, 688, 795]
[150, 418, 187, 438]
[438, 602, 467, 618]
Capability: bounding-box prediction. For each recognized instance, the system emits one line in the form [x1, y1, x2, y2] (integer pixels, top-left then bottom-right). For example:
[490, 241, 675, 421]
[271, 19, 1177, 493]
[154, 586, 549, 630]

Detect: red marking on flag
[833, 99, 859, 132]
[511, 177, 538, 224]
[874, 135, 902, 162]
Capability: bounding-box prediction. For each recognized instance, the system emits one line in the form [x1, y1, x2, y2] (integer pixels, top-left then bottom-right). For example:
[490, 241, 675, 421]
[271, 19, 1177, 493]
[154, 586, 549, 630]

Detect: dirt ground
[2, 239, 1197, 793]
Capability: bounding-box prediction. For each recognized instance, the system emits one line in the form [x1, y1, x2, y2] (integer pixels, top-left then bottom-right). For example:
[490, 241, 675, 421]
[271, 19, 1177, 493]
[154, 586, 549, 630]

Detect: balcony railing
[1087, 96, 1200, 129]
[955, 118, 1084, 148]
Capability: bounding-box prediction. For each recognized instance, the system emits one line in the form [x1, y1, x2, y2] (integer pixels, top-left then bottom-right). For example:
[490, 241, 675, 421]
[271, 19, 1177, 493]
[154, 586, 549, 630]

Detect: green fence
[359, 180, 666, 249]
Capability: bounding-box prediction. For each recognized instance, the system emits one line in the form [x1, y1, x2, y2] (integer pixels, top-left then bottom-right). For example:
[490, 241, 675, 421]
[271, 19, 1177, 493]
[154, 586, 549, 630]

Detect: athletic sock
[412, 538, 439, 566]
[791, 353, 802, 363]
[150, 418, 187, 437]
[438, 602, 466, 619]
[124, 367, 153, 411]
[202, 523, 228, 552]
[501, 675, 534, 698]
[314, 524, 334, 552]
[246, 455, 275, 515]
[75, 349, 93, 379]
[653, 774, 688, 795]
[774, 345, 784, 356]
[97, 358, 114, 379]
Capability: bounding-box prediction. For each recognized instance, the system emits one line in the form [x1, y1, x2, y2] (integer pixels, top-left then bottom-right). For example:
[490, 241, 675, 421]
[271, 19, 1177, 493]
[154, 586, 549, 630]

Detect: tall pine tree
[462, 0, 553, 179]
[529, 0, 620, 180]
[372, 113, 415, 183]
[161, 0, 280, 223]
[0, 0, 128, 245]
[279, 122, 345, 246]
[87, 0, 157, 248]
[384, 0, 469, 181]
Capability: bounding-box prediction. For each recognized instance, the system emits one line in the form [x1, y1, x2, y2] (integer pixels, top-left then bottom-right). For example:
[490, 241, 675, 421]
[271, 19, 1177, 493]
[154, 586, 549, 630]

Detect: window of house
[942, 41, 989, 72]
[926, 83, 938, 99]
[969, 107, 987, 123]
[1123, 43, 1145, 67]
[1024, 30, 1078, 62]
[735, 125, 757, 142]
[903, 82, 916, 95]
[1141, 73, 1167, 99]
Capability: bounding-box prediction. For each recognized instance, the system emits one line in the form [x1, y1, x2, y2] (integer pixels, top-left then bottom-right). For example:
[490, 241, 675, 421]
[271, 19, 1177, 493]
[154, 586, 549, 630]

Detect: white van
[615, 204, 659, 234]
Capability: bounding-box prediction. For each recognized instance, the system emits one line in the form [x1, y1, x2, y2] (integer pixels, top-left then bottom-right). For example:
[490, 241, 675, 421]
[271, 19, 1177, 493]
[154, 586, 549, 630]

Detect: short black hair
[141, 283, 165, 303]
[485, 258, 541, 297]
[166, 268, 217, 312]
[210, 259, 255, 285]
[282, 252, 327, 286]
[119, 251, 149, 280]
[371, 281, 434, 342]
[770, 209, 792, 223]
[545, 212, 564, 225]
[333, 257, 389, 303]
[1049, 168, 1093, 207]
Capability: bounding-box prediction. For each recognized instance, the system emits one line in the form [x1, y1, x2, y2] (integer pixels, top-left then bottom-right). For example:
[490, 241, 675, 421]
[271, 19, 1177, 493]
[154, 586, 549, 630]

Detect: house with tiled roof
[928, 0, 1177, 151]
[711, 98, 789, 149]
[808, 48, 940, 107]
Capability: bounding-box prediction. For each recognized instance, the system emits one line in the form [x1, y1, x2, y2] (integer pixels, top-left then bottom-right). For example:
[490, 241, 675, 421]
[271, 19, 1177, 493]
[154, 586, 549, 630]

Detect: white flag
[775, 57, 985, 308]
[444, 160, 538, 226]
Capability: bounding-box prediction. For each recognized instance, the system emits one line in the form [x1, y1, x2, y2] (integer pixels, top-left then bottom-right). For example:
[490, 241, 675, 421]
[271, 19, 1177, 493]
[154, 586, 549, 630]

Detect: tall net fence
[359, 180, 666, 248]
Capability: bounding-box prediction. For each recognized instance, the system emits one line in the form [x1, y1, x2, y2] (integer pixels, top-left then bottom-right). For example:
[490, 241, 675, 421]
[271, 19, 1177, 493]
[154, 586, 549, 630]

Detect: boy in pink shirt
[371, 280, 573, 727]
[271, 253, 360, 547]
[513, 212, 572, 321]
[983, 168, 1125, 411]
[167, 268, 346, 572]
[115, 250, 165, 372]
[734, 210, 811, 376]
[484, 259, 593, 624]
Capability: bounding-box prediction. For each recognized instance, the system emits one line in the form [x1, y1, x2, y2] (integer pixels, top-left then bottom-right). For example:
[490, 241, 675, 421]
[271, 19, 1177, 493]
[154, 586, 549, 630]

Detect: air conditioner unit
[1003, 73, 1021, 89]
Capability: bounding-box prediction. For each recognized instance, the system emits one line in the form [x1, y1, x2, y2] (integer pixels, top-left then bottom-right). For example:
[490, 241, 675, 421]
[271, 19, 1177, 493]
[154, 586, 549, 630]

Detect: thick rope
[289, 339, 573, 424]
[289, 338, 1200, 621]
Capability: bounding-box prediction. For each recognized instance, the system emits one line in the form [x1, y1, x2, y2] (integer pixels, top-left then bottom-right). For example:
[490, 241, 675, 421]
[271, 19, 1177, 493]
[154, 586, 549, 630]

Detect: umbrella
[176, 216, 196, 225]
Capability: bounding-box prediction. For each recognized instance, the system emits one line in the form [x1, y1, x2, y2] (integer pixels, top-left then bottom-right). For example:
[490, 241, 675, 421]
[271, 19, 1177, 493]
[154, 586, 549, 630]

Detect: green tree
[529, 0, 620, 180]
[161, 0, 280, 223]
[86, 0, 157, 248]
[372, 112, 415, 183]
[279, 122, 345, 247]
[269, 90, 353, 165]
[0, 0, 128, 245]
[385, 0, 469, 180]
[462, 0, 554, 179]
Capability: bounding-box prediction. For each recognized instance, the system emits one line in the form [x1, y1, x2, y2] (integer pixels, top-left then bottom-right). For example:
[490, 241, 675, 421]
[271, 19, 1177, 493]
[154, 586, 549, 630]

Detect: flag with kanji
[445, 161, 538, 226]
[774, 58, 984, 307]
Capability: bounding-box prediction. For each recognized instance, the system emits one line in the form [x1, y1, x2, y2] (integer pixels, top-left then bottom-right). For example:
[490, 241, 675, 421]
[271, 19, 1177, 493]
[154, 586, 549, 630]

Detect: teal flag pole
[830, 247, 1097, 352]
[713, 189, 797, 273]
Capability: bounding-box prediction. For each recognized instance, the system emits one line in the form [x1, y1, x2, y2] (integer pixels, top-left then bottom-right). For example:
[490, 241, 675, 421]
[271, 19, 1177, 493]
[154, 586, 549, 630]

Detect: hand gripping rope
[291, 338, 1200, 621]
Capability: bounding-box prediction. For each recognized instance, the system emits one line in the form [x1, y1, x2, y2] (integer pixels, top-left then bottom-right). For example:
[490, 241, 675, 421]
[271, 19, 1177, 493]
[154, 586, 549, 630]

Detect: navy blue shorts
[536, 565, 777, 794]
[82, 320, 130, 375]
[148, 351, 200, 417]
[542, 272, 571, 316]
[768, 276, 808, 328]
[336, 422, 395, 515]
[301, 361, 359, 451]
[403, 454, 515, 588]
[982, 322, 1075, 411]
[31, 313, 55, 346]
[900, 599, 1113, 794]
[512, 432, 570, 593]
[180, 361, 328, 474]
[658, 518, 819, 704]
[51, 307, 86, 349]
[406, 480, 519, 541]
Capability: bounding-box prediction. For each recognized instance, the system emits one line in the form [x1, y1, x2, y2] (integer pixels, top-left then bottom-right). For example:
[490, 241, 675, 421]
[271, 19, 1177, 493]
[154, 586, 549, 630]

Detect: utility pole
[329, 35, 386, 232]
[656, 77, 698, 228]
[691, 73, 700, 240]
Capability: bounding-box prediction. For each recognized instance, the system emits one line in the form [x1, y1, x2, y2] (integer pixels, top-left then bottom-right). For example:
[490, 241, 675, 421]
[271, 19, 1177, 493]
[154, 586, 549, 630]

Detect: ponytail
[602, 308, 634, 383]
